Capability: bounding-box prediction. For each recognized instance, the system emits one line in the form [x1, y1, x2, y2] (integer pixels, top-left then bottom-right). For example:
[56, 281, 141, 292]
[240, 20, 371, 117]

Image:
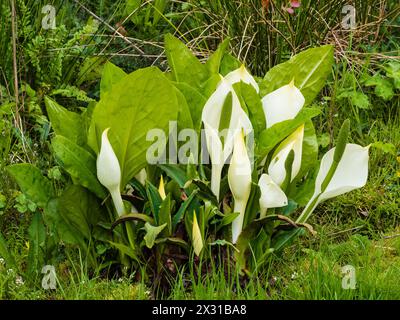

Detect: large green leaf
[112, 213, 155, 228]
[173, 82, 207, 130]
[175, 87, 194, 131]
[100, 61, 127, 99]
[220, 53, 241, 76]
[234, 82, 266, 138]
[88, 67, 179, 187]
[45, 96, 85, 146]
[202, 74, 223, 98]
[205, 38, 230, 75]
[242, 181, 261, 228]
[7, 164, 54, 208]
[298, 120, 318, 178]
[45, 198, 87, 250]
[55, 185, 103, 241]
[52, 136, 106, 199]
[260, 45, 334, 105]
[270, 228, 302, 252]
[164, 34, 208, 89]
[291, 165, 318, 206]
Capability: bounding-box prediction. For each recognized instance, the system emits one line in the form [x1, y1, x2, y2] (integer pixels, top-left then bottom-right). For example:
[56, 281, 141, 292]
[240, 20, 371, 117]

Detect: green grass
[1, 65, 398, 301]
[2, 228, 400, 300]
[274, 232, 400, 299]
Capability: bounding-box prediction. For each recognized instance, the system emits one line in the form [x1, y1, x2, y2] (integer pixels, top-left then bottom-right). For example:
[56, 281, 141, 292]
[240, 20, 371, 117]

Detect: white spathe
[268, 125, 304, 186]
[135, 168, 147, 185]
[202, 78, 253, 200]
[258, 174, 288, 218]
[261, 80, 305, 128]
[203, 122, 224, 200]
[298, 143, 369, 222]
[225, 65, 260, 93]
[228, 131, 252, 244]
[97, 128, 125, 217]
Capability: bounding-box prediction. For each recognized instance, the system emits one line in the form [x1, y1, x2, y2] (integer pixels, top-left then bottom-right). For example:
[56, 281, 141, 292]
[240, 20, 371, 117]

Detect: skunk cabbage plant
[6, 35, 370, 287]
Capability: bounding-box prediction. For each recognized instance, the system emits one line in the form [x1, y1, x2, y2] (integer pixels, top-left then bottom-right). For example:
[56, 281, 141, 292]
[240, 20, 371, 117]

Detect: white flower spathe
[96, 128, 125, 216]
[202, 78, 253, 200]
[297, 143, 369, 223]
[225, 65, 260, 93]
[228, 131, 252, 244]
[261, 80, 305, 128]
[258, 174, 288, 218]
[268, 125, 304, 186]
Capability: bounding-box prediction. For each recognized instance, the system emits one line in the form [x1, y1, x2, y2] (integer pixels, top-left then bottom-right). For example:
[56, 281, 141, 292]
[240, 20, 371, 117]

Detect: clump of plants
[3, 35, 370, 294]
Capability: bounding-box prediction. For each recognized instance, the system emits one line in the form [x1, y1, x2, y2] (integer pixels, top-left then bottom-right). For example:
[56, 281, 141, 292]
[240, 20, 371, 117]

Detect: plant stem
[211, 164, 222, 202]
[296, 194, 320, 224]
[110, 188, 125, 217]
[125, 222, 136, 251]
[232, 200, 247, 244]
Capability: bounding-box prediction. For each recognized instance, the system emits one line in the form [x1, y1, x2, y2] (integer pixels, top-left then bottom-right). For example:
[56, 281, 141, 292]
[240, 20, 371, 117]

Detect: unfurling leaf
[192, 213, 203, 256]
[143, 223, 167, 249]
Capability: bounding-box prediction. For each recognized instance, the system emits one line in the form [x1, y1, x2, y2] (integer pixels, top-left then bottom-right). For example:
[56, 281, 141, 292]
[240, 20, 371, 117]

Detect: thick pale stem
[232, 200, 247, 244]
[260, 207, 267, 219]
[296, 194, 320, 224]
[110, 188, 125, 217]
[211, 164, 223, 202]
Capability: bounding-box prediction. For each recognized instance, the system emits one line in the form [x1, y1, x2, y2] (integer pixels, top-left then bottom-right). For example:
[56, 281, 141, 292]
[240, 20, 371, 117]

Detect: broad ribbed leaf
[7, 164, 54, 208]
[52, 136, 106, 198]
[45, 96, 85, 146]
[100, 61, 127, 98]
[260, 45, 334, 105]
[164, 34, 208, 89]
[88, 67, 179, 187]
[205, 38, 230, 74]
[173, 82, 207, 130]
[298, 120, 318, 178]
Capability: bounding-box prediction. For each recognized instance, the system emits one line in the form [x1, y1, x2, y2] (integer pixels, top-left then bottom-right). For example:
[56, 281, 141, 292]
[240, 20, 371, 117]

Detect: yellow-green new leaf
[144, 223, 167, 249]
[192, 214, 203, 256]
